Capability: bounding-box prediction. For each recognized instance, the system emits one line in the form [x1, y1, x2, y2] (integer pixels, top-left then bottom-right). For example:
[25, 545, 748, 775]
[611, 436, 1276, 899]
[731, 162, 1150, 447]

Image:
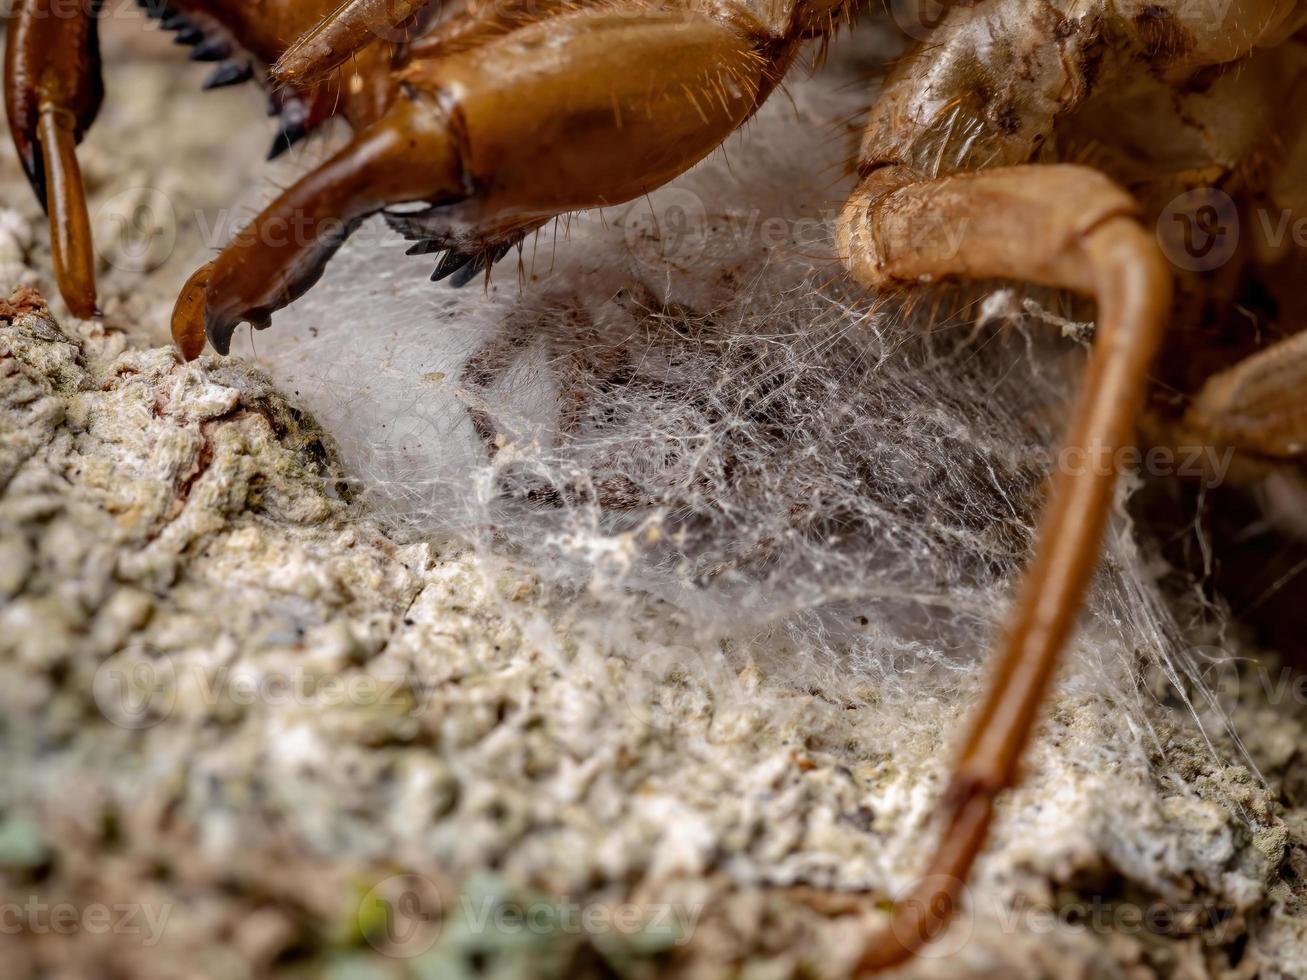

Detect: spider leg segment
[171, 93, 463, 360]
[4, 0, 105, 319]
[839, 163, 1172, 971]
[271, 0, 437, 86]
[173, 8, 774, 359]
[1182, 330, 1307, 459]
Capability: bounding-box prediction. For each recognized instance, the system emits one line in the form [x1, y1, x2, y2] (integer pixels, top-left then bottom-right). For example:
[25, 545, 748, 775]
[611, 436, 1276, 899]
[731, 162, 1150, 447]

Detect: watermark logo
[359, 874, 444, 958]
[886, 875, 975, 959]
[94, 186, 178, 276]
[1178, 645, 1307, 716]
[888, 0, 955, 40]
[1157, 187, 1239, 272]
[620, 188, 711, 271]
[92, 646, 177, 731]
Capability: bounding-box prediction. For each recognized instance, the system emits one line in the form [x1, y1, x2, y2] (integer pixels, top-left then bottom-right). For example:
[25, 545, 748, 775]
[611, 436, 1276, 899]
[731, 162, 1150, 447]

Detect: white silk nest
[221, 21, 1250, 894]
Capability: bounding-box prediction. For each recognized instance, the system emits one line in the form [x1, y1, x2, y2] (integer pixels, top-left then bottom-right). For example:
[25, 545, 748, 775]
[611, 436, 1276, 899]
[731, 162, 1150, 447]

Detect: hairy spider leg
[5, 0, 105, 318]
[840, 163, 1171, 971]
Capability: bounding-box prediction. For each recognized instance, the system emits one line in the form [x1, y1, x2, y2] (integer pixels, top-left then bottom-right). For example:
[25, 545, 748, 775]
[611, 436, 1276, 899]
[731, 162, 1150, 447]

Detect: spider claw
[204, 313, 239, 357]
[449, 244, 512, 287]
[423, 240, 516, 284]
[189, 38, 232, 62]
[448, 253, 488, 288]
[203, 305, 273, 357]
[204, 61, 254, 90]
[173, 25, 204, 45]
[267, 121, 309, 160]
[430, 250, 473, 282]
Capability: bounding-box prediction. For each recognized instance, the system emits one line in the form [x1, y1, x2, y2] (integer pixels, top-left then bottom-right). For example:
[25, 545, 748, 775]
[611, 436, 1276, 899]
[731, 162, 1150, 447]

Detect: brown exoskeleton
[8, 0, 1307, 970]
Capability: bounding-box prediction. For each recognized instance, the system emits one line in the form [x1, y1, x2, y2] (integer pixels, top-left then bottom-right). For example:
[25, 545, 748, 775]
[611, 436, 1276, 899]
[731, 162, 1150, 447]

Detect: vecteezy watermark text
[1, 897, 171, 947]
[459, 894, 702, 943]
[92, 646, 434, 730]
[889, 874, 1247, 960]
[1055, 441, 1234, 488]
[358, 874, 703, 960]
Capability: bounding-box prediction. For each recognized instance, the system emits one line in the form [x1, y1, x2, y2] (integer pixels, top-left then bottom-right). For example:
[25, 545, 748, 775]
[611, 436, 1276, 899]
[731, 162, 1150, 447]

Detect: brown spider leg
[176, 8, 772, 357]
[171, 93, 464, 360]
[1181, 329, 1307, 459]
[5, 0, 105, 319]
[36, 107, 97, 319]
[271, 0, 435, 86]
[838, 163, 1171, 972]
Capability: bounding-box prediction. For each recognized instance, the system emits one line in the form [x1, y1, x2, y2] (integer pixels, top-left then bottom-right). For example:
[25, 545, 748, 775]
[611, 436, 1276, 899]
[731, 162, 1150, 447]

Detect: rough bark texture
[2, 287, 1306, 978]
